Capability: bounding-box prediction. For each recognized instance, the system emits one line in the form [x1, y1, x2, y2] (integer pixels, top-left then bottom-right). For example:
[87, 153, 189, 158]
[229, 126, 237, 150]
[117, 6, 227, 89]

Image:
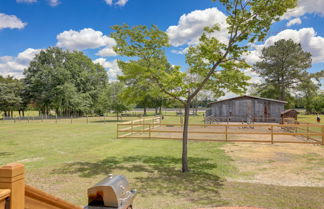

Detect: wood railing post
[0, 163, 25, 209]
[307, 123, 309, 140]
[225, 125, 228, 141]
[131, 121, 134, 134]
[322, 125, 324, 145]
[149, 124, 151, 139]
[116, 123, 119, 139]
[271, 125, 274, 144]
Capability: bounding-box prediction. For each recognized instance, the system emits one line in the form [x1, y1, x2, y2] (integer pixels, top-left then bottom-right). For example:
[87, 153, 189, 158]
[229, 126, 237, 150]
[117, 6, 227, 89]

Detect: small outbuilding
[280, 109, 298, 122]
[206, 95, 287, 123]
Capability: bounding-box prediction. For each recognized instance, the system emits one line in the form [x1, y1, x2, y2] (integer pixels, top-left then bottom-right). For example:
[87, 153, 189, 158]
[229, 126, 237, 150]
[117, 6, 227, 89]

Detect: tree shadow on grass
[0, 152, 13, 157]
[53, 155, 228, 206]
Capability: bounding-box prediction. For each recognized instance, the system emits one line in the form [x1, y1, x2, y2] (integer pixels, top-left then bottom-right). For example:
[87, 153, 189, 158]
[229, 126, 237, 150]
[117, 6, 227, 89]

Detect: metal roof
[209, 95, 288, 105]
[281, 109, 298, 115]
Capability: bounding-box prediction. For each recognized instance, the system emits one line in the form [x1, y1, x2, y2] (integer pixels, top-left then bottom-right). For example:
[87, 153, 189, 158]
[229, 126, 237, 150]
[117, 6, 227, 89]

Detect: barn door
[247, 100, 252, 116]
[264, 102, 270, 121]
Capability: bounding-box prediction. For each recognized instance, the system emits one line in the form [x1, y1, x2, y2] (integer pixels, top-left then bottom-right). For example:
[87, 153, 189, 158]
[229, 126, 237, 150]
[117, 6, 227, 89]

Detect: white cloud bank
[56, 28, 117, 56]
[245, 28, 324, 65]
[93, 58, 122, 81]
[167, 8, 228, 47]
[287, 17, 302, 27]
[104, 0, 128, 7]
[0, 13, 27, 30]
[283, 0, 324, 20]
[0, 48, 41, 78]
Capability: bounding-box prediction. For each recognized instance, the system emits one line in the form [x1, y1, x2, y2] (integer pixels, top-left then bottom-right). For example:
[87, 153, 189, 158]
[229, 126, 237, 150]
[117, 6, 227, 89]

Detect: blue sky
[1, 0, 324, 83]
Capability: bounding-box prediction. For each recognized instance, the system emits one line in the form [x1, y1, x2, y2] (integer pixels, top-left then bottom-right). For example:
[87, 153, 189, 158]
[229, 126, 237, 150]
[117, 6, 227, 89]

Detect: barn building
[281, 109, 298, 121]
[206, 95, 287, 123]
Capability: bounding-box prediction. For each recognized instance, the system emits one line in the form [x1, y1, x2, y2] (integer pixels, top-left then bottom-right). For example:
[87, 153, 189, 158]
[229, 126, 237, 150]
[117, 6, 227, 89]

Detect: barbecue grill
[85, 174, 137, 209]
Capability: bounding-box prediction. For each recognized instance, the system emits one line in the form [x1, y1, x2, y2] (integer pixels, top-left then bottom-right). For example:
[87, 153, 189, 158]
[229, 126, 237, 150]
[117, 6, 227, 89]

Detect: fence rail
[117, 118, 324, 145]
[0, 163, 82, 209]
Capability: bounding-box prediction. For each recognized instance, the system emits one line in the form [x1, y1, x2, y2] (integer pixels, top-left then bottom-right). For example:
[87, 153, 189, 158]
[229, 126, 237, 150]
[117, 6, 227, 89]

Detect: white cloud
[16, 0, 37, 3]
[167, 8, 228, 47]
[171, 48, 189, 55]
[245, 28, 324, 65]
[96, 47, 117, 57]
[93, 58, 122, 81]
[116, 0, 128, 6]
[287, 17, 302, 27]
[104, 0, 113, 5]
[283, 0, 324, 20]
[56, 28, 116, 51]
[0, 48, 41, 78]
[104, 0, 128, 7]
[0, 13, 27, 30]
[49, 0, 60, 7]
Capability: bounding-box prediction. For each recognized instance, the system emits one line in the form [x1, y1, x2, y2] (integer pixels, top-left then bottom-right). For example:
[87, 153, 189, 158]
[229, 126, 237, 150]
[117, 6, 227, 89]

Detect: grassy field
[1, 115, 324, 208]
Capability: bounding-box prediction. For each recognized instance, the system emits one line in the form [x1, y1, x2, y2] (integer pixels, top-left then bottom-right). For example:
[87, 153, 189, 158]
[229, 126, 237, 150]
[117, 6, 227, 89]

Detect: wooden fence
[0, 163, 82, 209]
[117, 116, 162, 138]
[117, 118, 324, 145]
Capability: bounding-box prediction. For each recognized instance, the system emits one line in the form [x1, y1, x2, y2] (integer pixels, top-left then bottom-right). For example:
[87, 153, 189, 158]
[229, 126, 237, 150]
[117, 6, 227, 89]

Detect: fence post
[0, 163, 25, 209]
[271, 125, 274, 144]
[322, 125, 324, 145]
[142, 118, 144, 133]
[131, 121, 134, 134]
[307, 123, 309, 140]
[149, 123, 151, 139]
[70, 115, 73, 124]
[117, 123, 119, 139]
[225, 125, 228, 142]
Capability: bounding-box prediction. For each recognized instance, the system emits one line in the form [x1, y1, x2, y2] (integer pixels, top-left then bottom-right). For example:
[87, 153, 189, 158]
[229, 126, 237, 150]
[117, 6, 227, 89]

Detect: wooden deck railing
[0, 163, 82, 209]
[0, 189, 10, 209]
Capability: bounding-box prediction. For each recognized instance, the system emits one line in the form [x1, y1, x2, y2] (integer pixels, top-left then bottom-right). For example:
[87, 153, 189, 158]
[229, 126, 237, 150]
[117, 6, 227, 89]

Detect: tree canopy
[254, 39, 312, 101]
[111, 0, 297, 172]
[24, 47, 109, 116]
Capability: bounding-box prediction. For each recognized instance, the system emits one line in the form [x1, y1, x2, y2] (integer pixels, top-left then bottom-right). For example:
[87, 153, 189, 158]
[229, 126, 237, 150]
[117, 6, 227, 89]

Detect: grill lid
[87, 174, 136, 209]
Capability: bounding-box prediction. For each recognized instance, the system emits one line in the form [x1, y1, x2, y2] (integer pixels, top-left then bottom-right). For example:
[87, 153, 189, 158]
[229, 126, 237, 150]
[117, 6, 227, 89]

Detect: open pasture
[1, 115, 324, 208]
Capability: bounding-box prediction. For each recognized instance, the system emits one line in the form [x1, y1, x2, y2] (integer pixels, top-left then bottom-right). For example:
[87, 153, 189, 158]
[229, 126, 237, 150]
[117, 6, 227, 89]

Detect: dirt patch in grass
[223, 142, 324, 187]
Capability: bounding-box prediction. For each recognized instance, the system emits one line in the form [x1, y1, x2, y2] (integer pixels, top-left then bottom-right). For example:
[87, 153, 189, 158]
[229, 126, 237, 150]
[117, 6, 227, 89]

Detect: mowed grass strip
[1, 116, 324, 208]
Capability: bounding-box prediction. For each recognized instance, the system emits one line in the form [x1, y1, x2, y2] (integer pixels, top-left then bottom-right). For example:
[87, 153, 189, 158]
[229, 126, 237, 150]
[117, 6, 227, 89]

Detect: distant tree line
[0, 47, 212, 118]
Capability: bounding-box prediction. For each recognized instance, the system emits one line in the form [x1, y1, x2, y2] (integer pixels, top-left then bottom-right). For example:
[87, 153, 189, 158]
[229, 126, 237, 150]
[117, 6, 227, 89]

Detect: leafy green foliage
[111, 0, 297, 172]
[24, 47, 108, 116]
[0, 76, 24, 117]
[254, 39, 312, 101]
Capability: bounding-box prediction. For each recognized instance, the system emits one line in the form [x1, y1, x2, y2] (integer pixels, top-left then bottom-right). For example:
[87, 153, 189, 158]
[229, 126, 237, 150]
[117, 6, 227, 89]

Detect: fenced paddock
[117, 117, 324, 145]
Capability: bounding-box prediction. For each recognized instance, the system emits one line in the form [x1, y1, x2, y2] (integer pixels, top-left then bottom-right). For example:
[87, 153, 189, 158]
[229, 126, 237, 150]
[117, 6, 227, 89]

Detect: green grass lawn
[1, 116, 324, 208]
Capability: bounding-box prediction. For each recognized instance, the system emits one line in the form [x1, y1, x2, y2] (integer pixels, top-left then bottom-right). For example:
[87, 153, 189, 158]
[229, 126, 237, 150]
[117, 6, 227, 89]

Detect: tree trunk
[117, 112, 119, 122]
[159, 106, 162, 115]
[182, 103, 190, 172]
[144, 106, 147, 116]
